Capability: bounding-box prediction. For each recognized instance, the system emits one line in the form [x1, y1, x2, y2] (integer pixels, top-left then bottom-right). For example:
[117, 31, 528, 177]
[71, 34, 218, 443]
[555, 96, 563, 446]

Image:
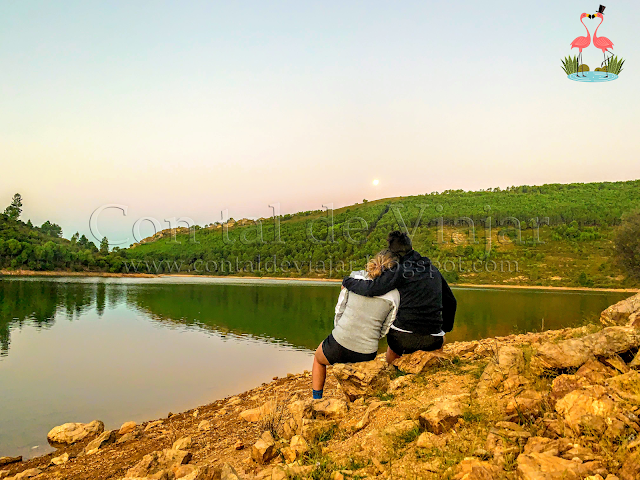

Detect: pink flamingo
[570, 13, 592, 77]
[593, 7, 614, 77]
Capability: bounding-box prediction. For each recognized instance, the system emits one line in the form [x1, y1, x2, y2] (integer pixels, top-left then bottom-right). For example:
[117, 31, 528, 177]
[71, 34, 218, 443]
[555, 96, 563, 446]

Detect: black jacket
[342, 250, 457, 335]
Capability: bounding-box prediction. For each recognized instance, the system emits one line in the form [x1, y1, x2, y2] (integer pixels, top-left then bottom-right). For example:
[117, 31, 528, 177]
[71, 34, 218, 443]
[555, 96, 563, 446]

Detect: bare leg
[312, 344, 330, 391]
[386, 347, 401, 364]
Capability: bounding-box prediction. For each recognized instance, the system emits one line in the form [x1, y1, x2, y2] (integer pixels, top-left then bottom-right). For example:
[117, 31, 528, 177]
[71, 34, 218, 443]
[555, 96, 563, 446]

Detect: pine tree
[4, 193, 23, 221]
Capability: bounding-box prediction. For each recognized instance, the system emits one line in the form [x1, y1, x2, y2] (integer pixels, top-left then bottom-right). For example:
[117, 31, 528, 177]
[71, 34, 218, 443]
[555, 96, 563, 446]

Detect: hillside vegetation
[2, 180, 640, 288]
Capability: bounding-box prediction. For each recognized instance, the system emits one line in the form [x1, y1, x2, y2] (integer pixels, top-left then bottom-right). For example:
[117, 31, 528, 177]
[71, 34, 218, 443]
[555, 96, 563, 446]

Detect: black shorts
[387, 330, 444, 356]
[321, 334, 377, 365]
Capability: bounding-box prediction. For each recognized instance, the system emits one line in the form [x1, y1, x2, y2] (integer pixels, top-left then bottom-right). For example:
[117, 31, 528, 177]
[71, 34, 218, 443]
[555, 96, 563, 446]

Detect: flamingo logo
[562, 5, 625, 82]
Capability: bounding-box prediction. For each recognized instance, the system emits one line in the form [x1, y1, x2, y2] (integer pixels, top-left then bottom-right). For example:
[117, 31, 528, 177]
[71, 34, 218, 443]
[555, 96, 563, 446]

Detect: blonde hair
[366, 250, 397, 279]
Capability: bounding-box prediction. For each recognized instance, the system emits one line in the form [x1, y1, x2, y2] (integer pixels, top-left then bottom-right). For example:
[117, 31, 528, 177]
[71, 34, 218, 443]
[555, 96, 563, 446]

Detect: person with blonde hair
[311, 250, 399, 399]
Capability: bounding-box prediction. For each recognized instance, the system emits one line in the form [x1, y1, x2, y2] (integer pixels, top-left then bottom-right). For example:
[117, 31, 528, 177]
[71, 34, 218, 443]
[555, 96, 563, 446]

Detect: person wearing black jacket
[342, 230, 457, 363]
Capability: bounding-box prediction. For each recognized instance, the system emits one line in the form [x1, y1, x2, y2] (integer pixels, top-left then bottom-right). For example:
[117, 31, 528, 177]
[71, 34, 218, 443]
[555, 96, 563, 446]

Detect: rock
[584, 327, 640, 357]
[555, 385, 619, 436]
[419, 394, 469, 434]
[388, 374, 415, 392]
[221, 463, 242, 480]
[312, 398, 348, 419]
[600, 292, 640, 327]
[144, 420, 164, 431]
[502, 375, 530, 393]
[531, 339, 594, 373]
[11, 469, 42, 480]
[392, 350, 450, 374]
[452, 458, 506, 480]
[505, 389, 544, 420]
[578, 64, 590, 72]
[117, 429, 141, 444]
[352, 401, 384, 431]
[240, 401, 274, 423]
[252, 431, 277, 464]
[119, 421, 137, 435]
[125, 449, 192, 478]
[476, 346, 525, 395]
[47, 420, 104, 445]
[523, 437, 566, 456]
[382, 419, 419, 437]
[601, 354, 630, 374]
[619, 451, 640, 480]
[281, 446, 296, 463]
[332, 359, 393, 401]
[0, 457, 21, 467]
[282, 417, 297, 440]
[234, 440, 244, 450]
[517, 452, 581, 480]
[85, 429, 116, 454]
[0, 471, 9, 480]
[50, 453, 69, 466]
[197, 420, 211, 431]
[173, 436, 192, 450]
[549, 375, 589, 407]
[630, 351, 640, 369]
[575, 359, 617, 384]
[290, 435, 309, 456]
[299, 419, 336, 442]
[416, 431, 448, 449]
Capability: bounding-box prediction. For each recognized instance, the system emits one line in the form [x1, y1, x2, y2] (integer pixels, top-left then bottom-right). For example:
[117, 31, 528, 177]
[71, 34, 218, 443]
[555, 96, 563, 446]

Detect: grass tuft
[561, 55, 578, 75]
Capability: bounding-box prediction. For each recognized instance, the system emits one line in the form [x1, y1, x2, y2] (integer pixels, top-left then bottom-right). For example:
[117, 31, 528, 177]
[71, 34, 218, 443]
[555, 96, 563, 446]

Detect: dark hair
[387, 230, 412, 256]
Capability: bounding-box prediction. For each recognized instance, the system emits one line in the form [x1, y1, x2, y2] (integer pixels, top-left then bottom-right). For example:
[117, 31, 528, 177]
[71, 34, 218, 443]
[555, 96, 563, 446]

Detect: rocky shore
[2, 293, 640, 480]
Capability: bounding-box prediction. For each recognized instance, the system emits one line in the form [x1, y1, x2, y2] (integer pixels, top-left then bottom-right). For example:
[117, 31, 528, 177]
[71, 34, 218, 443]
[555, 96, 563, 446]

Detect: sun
[372, 179, 379, 186]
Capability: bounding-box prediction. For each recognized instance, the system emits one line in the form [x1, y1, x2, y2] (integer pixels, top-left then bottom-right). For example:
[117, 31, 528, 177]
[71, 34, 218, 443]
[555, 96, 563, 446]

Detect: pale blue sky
[1, 1, 639, 244]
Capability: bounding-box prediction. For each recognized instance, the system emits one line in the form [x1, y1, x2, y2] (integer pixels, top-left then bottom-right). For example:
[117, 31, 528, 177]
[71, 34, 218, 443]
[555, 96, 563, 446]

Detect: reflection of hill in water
[0, 279, 629, 358]
[125, 284, 336, 351]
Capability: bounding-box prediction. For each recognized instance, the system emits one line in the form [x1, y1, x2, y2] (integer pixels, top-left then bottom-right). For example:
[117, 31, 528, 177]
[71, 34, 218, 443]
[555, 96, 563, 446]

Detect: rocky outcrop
[600, 292, 640, 327]
[332, 359, 393, 401]
[47, 420, 104, 445]
[392, 350, 450, 374]
[476, 346, 525, 395]
[0, 459, 20, 468]
[419, 394, 469, 434]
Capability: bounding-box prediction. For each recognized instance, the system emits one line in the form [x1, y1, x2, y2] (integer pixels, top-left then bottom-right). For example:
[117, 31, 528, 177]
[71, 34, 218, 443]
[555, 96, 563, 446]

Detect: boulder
[118, 421, 137, 435]
[575, 360, 617, 384]
[476, 346, 525, 395]
[289, 435, 309, 456]
[117, 430, 141, 445]
[506, 390, 544, 420]
[352, 400, 384, 431]
[600, 354, 630, 374]
[50, 453, 69, 466]
[392, 350, 450, 374]
[332, 359, 393, 401]
[452, 458, 506, 480]
[240, 401, 274, 423]
[197, 420, 211, 431]
[85, 429, 116, 454]
[388, 374, 415, 392]
[517, 453, 581, 480]
[10, 469, 42, 480]
[0, 458, 21, 467]
[578, 64, 590, 72]
[600, 292, 640, 327]
[144, 420, 164, 431]
[251, 431, 277, 464]
[416, 431, 448, 449]
[47, 420, 104, 445]
[172, 436, 192, 450]
[583, 327, 640, 357]
[419, 394, 469, 434]
[549, 375, 590, 407]
[312, 398, 348, 419]
[125, 449, 192, 478]
[555, 385, 619, 436]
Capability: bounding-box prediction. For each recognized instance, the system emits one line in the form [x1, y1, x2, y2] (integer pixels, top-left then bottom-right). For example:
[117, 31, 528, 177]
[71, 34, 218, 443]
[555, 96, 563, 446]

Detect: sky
[1, 1, 639, 246]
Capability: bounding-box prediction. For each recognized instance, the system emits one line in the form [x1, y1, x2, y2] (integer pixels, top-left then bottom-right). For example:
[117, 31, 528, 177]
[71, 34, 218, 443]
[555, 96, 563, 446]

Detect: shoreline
[2, 269, 639, 293]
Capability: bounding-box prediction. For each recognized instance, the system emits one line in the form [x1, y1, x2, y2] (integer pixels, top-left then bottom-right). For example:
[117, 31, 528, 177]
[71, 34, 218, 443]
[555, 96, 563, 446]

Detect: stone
[382, 419, 419, 437]
[11, 469, 42, 480]
[299, 419, 336, 442]
[583, 327, 640, 357]
[0, 471, 9, 480]
[117, 430, 141, 444]
[282, 417, 297, 440]
[289, 435, 309, 456]
[505, 389, 544, 420]
[0, 457, 21, 467]
[601, 354, 630, 374]
[531, 339, 594, 373]
[234, 440, 244, 450]
[549, 375, 589, 407]
[145, 420, 164, 431]
[600, 292, 640, 327]
[555, 385, 619, 436]
[47, 420, 104, 445]
[575, 359, 617, 384]
[502, 375, 530, 393]
[578, 64, 590, 72]
[332, 359, 393, 401]
[281, 446, 296, 463]
[476, 346, 525, 395]
[197, 420, 211, 431]
[50, 453, 69, 466]
[618, 451, 640, 480]
[240, 401, 274, 423]
[523, 437, 565, 456]
[221, 463, 242, 480]
[416, 431, 448, 449]
[125, 449, 192, 478]
[419, 394, 469, 434]
[85, 429, 116, 454]
[517, 453, 581, 480]
[312, 398, 348, 419]
[392, 350, 450, 374]
[352, 401, 384, 431]
[173, 436, 192, 450]
[452, 458, 506, 480]
[388, 374, 415, 392]
[119, 421, 137, 435]
[251, 431, 277, 464]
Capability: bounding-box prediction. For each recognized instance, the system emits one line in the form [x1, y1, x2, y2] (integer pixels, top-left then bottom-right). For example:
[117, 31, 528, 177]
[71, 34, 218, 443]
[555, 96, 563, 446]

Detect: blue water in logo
[568, 71, 619, 82]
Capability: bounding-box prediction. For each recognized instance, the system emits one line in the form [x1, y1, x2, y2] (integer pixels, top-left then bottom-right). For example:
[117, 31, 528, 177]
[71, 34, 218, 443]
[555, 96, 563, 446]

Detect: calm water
[0, 276, 630, 459]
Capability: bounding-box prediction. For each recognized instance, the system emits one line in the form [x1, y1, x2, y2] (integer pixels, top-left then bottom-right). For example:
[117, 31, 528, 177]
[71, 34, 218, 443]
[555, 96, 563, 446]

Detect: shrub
[615, 210, 640, 280]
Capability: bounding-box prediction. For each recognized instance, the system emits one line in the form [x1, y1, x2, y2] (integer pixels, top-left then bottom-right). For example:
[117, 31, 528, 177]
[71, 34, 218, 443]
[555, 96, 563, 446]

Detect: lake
[0, 276, 631, 459]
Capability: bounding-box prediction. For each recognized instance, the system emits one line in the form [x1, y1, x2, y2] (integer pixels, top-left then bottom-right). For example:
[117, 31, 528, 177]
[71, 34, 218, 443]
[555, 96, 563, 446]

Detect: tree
[615, 210, 640, 280]
[4, 193, 22, 221]
[100, 237, 110, 255]
[40, 220, 63, 238]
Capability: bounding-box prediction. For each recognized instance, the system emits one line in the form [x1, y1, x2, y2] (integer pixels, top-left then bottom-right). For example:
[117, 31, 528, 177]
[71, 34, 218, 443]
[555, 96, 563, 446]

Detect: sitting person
[342, 230, 457, 363]
[311, 250, 400, 399]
